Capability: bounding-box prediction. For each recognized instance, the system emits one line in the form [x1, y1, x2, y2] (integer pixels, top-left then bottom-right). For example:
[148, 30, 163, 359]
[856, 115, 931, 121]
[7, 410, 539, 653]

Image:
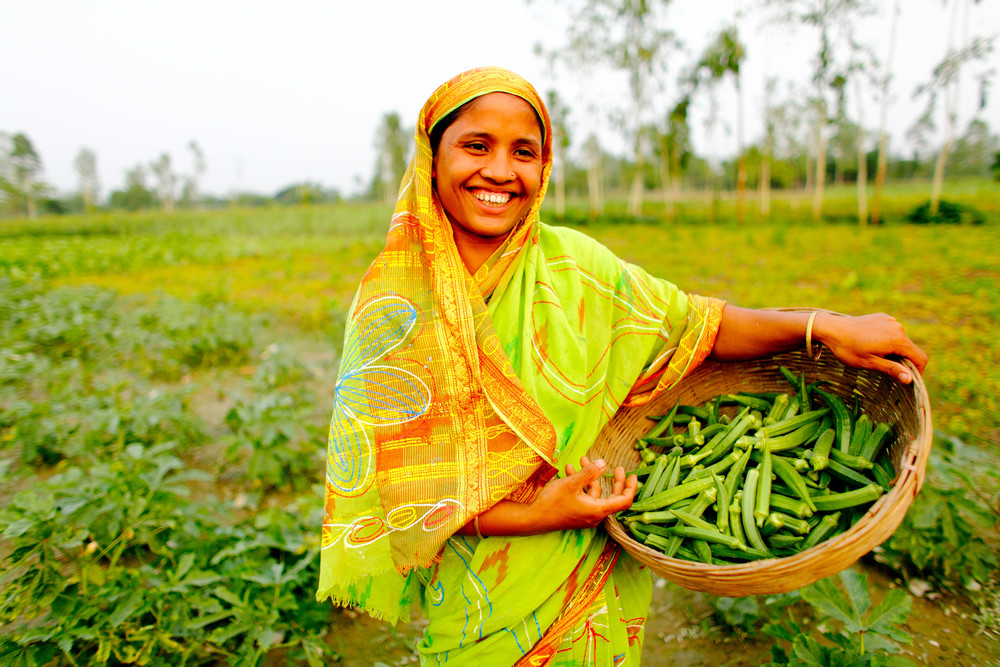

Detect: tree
[769, 0, 877, 222]
[182, 140, 206, 208]
[911, 0, 995, 214]
[948, 118, 999, 177]
[110, 165, 155, 211]
[686, 25, 747, 223]
[546, 90, 572, 218]
[657, 96, 691, 222]
[150, 153, 176, 212]
[372, 112, 410, 205]
[553, 0, 680, 217]
[74, 147, 99, 212]
[9, 132, 43, 218]
[583, 133, 604, 217]
[870, 0, 900, 226]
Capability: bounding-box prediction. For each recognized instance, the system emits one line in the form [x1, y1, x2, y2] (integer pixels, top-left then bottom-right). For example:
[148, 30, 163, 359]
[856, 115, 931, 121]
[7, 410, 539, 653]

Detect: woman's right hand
[526, 456, 638, 532]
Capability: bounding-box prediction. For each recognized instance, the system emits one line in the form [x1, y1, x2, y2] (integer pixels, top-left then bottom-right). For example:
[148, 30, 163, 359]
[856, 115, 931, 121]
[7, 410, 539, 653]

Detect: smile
[472, 189, 512, 207]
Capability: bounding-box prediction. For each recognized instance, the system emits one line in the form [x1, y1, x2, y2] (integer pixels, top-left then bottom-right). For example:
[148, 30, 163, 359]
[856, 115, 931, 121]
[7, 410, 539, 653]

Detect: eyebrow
[460, 131, 541, 151]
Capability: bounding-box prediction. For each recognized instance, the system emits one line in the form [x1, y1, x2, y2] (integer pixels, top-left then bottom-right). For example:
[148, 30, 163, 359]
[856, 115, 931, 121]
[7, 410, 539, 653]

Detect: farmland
[1, 185, 999, 665]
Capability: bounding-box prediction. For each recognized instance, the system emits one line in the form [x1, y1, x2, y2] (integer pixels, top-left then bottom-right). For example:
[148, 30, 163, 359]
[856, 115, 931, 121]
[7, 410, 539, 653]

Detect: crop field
[1, 185, 999, 665]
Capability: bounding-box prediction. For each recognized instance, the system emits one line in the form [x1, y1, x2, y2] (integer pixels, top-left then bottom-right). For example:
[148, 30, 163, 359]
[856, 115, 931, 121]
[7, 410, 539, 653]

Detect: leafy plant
[0, 446, 332, 666]
[871, 431, 1000, 591]
[762, 569, 914, 666]
[223, 390, 322, 490]
[904, 199, 986, 225]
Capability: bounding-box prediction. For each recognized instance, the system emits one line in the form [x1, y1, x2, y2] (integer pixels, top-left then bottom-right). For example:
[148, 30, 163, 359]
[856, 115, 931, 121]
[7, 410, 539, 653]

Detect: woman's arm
[456, 456, 637, 537]
[709, 305, 928, 384]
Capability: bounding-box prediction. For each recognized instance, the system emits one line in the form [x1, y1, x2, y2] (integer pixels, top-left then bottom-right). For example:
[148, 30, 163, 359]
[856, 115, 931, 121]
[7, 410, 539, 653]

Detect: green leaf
[866, 589, 912, 644]
[2, 518, 34, 538]
[789, 636, 828, 666]
[840, 569, 870, 617]
[801, 577, 860, 629]
[108, 589, 144, 628]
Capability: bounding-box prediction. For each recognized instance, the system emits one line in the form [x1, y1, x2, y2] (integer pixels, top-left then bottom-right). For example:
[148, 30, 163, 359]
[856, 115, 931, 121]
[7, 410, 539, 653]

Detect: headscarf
[321, 67, 559, 579]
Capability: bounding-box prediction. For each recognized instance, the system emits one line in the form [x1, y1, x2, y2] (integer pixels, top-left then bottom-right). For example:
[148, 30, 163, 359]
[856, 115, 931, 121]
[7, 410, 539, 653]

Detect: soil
[323, 561, 1000, 666]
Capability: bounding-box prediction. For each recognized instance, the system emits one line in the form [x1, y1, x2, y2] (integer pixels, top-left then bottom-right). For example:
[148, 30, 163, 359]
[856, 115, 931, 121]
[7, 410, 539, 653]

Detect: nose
[480, 151, 515, 182]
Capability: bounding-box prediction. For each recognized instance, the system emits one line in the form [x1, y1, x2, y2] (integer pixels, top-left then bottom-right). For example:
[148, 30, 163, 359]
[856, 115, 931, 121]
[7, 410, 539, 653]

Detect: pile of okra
[618, 366, 897, 564]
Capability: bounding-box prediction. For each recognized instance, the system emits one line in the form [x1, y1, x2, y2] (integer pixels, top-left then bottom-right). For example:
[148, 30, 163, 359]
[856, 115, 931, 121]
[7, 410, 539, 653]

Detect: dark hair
[428, 95, 545, 156]
[429, 100, 476, 155]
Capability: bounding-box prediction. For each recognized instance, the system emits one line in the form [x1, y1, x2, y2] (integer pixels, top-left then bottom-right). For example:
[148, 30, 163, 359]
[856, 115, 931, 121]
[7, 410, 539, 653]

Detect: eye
[465, 141, 488, 153]
[514, 147, 539, 160]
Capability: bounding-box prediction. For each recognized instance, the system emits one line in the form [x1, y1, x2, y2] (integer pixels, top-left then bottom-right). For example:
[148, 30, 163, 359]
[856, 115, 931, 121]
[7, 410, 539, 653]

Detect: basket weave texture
[592, 348, 932, 596]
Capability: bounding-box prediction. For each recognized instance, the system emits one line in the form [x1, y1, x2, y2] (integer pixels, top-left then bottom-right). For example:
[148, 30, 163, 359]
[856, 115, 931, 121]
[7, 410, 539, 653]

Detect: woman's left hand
[813, 312, 928, 384]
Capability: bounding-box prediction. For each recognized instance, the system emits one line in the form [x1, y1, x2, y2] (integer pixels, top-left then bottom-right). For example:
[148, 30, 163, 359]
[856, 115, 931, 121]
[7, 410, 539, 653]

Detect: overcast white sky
[2, 0, 997, 199]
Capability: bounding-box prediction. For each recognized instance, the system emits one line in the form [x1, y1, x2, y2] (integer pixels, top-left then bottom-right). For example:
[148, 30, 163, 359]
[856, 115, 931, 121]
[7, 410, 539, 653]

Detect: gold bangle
[473, 515, 484, 540]
[805, 311, 822, 361]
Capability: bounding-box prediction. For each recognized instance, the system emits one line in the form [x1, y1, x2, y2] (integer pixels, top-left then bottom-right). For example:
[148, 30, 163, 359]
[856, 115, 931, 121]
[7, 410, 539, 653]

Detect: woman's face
[432, 92, 543, 270]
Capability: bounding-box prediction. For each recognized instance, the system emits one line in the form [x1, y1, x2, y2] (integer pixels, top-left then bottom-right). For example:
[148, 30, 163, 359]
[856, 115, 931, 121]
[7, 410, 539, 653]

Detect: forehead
[446, 93, 543, 141]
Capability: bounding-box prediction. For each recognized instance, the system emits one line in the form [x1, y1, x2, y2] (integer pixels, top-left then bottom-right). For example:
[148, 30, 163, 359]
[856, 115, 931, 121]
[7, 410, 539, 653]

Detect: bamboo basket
[592, 347, 932, 597]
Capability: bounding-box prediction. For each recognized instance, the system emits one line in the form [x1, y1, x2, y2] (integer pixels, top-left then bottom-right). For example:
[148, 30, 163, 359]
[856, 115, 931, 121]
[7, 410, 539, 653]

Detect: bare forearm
[708, 305, 928, 384]
[709, 305, 811, 361]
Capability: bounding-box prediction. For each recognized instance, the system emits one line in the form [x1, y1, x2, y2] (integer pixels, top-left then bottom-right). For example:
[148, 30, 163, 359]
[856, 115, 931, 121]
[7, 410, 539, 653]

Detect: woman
[317, 67, 927, 666]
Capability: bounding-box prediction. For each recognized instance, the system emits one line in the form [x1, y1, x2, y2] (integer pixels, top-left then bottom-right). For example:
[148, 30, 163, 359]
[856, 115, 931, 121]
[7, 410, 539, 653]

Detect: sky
[2, 0, 998, 200]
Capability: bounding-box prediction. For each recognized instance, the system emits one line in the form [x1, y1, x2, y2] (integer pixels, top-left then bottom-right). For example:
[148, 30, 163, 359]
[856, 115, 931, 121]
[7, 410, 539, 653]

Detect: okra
[824, 458, 875, 488]
[809, 484, 883, 512]
[828, 448, 873, 471]
[764, 393, 791, 426]
[809, 427, 836, 471]
[801, 511, 842, 549]
[691, 539, 714, 564]
[629, 475, 716, 512]
[741, 468, 772, 555]
[755, 420, 822, 453]
[768, 493, 813, 518]
[729, 492, 746, 546]
[762, 512, 811, 536]
[757, 409, 830, 438]
[667, 525, 747, 551]
[723, 393, 773, 412]
[636, 454, 669, 502]
[642, 400, 681, 439]
[813, 388, 852, 454]
[767, 534, 805, 549]
[724, 446, 754, 500]
[754, 452, 773, 527]
[860, 422, 894, 462]
[670, 508, 717, 533]
[871, 460, 894, 492]
[765, 452, 818, 513]
[848, 414, 872, 456]
[710, 544, 772, 561]
[712, 473, 730, 535]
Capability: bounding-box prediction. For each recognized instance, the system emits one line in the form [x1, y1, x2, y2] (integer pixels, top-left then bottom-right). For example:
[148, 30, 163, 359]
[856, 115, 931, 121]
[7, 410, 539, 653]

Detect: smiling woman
[432, 92, 543, 272]
[316, 66, 927, 667]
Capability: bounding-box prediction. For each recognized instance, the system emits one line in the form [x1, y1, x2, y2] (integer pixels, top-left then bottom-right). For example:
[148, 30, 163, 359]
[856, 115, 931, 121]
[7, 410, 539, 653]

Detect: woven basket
[592, 347, 932, 597]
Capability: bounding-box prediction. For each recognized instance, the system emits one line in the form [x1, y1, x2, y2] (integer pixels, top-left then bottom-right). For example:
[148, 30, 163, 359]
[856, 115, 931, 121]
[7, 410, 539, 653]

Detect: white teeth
[474, 191, 511, 206]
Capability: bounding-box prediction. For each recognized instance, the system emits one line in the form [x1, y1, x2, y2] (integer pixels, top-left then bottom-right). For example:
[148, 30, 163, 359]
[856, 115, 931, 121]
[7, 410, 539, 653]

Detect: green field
[2, 188, 998, 664]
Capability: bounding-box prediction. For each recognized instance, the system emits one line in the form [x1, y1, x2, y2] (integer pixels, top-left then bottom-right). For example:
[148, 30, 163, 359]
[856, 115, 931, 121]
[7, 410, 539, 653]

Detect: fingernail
[899, 372, 911, 383]
[595, 458, 606, 467]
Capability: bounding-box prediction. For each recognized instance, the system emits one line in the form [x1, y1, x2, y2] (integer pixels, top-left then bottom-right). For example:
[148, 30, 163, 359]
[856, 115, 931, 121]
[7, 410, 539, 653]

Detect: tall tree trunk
[586, 138, 603, 218]
[735, 77, 747, 226]
[554, 140, 566, 218]
[812, 106, 827, 223]
[627, 128, 644, 217]
[871, 0, 900, 226]
[931, 0, 965, 216]
[661, 149, 675, 222]
[759, 157, 771, 219]
[854, 77, 868, 226]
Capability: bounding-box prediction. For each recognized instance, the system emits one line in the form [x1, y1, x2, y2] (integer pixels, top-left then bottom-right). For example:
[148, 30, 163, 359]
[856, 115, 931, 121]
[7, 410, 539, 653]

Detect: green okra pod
[810, 484, 884, 512]
[824, 458, 876, 488]
[667, 525, 747, 551]
[801, 511, 842, 549]
[757, 408, 831, 438]
[809, 427, 836, 471]
[848, 414, 872, 456]
[860, 422, 894, 462]
[642, 400, 680, 439]
[813, 387, 852, 454]
[754, 451, 773, 527]
[741, 468, 772, 555]
[629, 476, 715, 513]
